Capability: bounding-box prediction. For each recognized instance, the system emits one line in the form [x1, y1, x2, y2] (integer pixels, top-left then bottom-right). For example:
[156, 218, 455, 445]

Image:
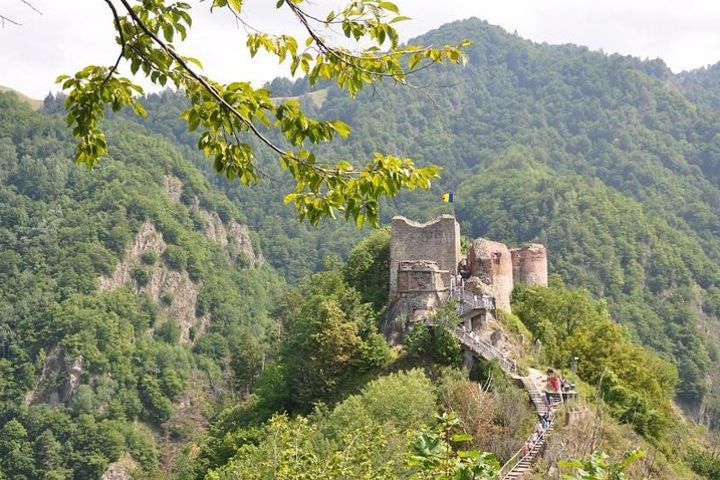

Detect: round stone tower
[510, 244, 548, 287]
[467, 238, 514, 312]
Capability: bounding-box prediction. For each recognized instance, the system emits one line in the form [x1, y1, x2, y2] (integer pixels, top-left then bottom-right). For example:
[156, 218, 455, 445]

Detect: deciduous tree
[57, 0, 470, 226]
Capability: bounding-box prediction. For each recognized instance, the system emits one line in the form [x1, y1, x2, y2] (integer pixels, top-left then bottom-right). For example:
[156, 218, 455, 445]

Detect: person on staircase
[458, 258, 471, 281]
[550, 370, 562, 405]
[545, 368, 555, 404]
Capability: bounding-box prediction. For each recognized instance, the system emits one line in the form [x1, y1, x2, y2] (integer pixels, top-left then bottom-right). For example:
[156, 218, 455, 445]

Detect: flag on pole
[440, 192, 454, 203]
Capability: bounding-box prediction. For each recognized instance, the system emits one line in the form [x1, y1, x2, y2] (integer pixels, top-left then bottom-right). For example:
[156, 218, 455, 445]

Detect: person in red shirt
[551, 374, 560, 392]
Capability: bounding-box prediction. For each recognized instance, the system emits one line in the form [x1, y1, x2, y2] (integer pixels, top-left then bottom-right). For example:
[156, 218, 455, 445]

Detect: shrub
[155, 320, 181, 344]
[141, 251, 158, 265]
[406, 324, 463, 367]
[162, 245, 187, 270]
[131, 267, 150, 287]
[160, 292, 174, 306]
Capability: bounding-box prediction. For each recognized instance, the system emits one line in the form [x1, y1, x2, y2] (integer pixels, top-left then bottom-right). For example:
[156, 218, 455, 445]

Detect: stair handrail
[426, 311, 515, 374]
[451, 327, 516, 374]
[497, 417, 554, 479]
[444, 289, 496, 311]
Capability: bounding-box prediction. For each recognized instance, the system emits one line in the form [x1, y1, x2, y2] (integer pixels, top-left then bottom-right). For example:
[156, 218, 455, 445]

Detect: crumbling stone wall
[389, 215, 460, 297]
[468, 238, 514, 311]
[396, 261, 446, 293]
[386, 214, 548, 339]
[510, 244, 548, 287]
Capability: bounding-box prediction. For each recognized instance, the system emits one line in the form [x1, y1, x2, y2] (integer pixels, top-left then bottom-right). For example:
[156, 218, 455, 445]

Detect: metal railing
[437, 289, 554, 480]
[451, 327, 516, 374]
[444, 289, 495, 312]
[497, 417, 554, 479]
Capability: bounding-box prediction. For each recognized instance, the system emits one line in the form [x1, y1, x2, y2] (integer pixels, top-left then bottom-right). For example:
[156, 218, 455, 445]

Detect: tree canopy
[57, 0, 469, 226]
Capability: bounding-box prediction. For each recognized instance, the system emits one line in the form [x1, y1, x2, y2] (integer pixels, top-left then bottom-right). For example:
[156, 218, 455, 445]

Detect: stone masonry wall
[389, 215, 460, 297]
[468, 238, 514, 311]
[510, 244, 548, 287]
[396, 261, 446, 293]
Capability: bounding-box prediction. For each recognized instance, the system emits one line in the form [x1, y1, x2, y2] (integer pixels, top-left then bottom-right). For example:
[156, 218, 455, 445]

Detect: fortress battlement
[389, 215, 548, 313]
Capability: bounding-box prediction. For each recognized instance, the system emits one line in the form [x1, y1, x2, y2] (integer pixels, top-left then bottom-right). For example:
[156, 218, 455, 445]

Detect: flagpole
[440, 192, 456, 218]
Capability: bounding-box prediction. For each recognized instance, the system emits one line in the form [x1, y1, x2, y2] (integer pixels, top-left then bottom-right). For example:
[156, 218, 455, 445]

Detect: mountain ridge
[3, 17, 720, 477]
[0, 84, 42, 110]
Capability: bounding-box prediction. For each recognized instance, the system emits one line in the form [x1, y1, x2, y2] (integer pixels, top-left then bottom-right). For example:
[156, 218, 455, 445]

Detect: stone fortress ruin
[385, 214, 548, 339]
[386, 216, 583, 477]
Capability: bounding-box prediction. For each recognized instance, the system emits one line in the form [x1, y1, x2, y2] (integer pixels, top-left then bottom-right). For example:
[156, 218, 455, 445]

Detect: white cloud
[1, 0, 719, 99]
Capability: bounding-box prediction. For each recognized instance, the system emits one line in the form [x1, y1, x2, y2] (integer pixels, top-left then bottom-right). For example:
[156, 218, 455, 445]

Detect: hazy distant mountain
[0, 84, 41, 110]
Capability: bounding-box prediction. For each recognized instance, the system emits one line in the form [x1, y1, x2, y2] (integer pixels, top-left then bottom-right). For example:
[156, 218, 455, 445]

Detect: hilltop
[0, 84, 41, 110]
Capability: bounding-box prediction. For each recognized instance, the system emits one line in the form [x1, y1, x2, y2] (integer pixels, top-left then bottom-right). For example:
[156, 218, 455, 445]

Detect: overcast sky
[2, 0, 720, 99]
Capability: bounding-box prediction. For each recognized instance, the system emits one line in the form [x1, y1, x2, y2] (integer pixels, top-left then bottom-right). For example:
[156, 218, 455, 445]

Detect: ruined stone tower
[467, 238, 514, 312]
[389, 215, 460, 298]
[510, 244, 548, 287]
[385, 214, 548, 341]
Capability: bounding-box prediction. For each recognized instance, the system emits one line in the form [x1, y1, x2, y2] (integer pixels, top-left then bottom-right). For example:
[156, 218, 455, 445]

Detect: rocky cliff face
[101, 453, 138, 480]
[99, 222, 165, 291]
[99, 221, 207, 344]
[197, 208, 264, 268]
[98, 176, 265, 345]
[164, 175, 183, 204]
[165, 175, 264, 268]
[24, 348, 85, 406]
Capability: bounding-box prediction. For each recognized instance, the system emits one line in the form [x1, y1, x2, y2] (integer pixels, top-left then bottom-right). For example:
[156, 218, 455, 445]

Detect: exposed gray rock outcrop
[24, 348, 84, 406]
[99, 221, 206, 345]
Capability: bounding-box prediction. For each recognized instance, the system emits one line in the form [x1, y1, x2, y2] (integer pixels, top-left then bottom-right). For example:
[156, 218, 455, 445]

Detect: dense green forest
[104, 19, 720, 417]
[4, 15, 720, 479]
[0, 92, 283, 478]
[680, 63, 720, 114]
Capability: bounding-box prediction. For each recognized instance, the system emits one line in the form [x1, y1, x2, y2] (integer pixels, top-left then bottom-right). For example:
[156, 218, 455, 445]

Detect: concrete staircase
[502, 419, 554, 480]
[523, 376, 550, 416]
[438, 292, 555, 480]
[492, 372, 555, 479]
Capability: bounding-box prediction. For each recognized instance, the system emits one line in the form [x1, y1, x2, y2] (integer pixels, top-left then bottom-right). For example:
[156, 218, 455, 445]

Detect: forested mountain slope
[106, 18, 720, 417]
[680, 62, 720, 113]
[0, 92, 282, 478]
[328, 19, 720, 414]
[5, 15, 720, 478]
